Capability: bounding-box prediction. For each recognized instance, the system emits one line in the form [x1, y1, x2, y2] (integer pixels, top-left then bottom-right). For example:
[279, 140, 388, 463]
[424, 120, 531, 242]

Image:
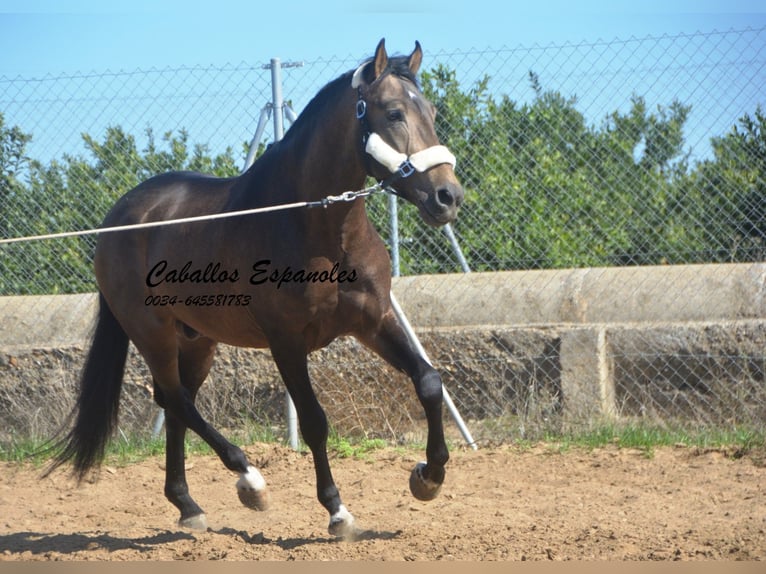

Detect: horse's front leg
[357, 306, 449, 501]
[269, 336, 356, 538]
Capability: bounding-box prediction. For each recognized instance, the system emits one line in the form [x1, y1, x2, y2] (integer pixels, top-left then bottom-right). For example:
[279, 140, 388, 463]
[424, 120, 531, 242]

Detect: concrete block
[559, 327, 615, 420]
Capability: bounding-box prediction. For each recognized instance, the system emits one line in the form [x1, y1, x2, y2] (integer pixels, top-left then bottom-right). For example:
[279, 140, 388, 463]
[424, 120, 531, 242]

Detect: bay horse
[45, 39, 463, 538]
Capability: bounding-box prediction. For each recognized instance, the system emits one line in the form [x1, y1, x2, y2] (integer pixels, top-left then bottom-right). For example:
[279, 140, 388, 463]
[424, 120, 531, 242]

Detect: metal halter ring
[397, 160, 416, 179]
[356, 100, 367, 119]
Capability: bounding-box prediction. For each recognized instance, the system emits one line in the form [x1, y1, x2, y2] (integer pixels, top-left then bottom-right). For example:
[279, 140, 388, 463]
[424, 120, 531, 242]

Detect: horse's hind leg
[154, 336, 215, 529]
[140, 325, 269, 529]
[161, 408, 207, 529]
[357, 309, 449, 501]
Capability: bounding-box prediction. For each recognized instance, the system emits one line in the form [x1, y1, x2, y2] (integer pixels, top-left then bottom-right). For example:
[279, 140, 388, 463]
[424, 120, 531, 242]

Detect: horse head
[353, 39, 464, 226]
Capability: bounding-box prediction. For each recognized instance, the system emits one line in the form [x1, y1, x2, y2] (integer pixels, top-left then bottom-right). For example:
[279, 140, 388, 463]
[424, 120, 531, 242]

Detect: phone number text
[144, 294, 251, 307]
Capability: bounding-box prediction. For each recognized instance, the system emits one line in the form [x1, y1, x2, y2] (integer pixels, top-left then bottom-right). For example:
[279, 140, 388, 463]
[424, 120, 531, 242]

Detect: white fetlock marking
[328, 504, 356, 537]
[236, 466, 270, 511]
[237, 466, 266, 492]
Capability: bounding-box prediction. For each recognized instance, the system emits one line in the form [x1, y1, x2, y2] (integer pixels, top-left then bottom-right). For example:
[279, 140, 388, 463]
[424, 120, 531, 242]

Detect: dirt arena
[0, 442, 764, 561]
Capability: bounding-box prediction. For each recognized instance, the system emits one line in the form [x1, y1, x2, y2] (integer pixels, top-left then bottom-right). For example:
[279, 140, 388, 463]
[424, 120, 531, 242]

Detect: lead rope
[0, 184, 390, 245]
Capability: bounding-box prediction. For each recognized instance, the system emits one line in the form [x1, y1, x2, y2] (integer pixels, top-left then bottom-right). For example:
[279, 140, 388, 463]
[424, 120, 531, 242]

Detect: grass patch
[327, 432, 388, 459]
[475, 414, 765, 461]
[0, 437, 54, 466]
[0, 420, 280, 468]
[3, 421, 764, 467]
[531, 422, 766, 459]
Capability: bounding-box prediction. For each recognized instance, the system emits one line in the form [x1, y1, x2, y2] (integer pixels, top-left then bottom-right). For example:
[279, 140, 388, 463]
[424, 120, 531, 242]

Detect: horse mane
[279, 54, 419, 144]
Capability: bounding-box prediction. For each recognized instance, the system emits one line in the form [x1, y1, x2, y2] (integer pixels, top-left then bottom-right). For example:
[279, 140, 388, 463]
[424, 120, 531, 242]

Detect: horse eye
[386, 109, 404, 122]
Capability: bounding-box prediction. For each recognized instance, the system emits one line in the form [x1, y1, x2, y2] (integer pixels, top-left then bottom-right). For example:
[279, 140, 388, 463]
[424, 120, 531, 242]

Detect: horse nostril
[437, 187, 454, 208]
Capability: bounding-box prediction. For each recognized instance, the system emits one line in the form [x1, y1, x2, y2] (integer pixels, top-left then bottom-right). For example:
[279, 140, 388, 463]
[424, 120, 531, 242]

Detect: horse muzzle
[421, 178, 463, 226]
[365, 133, 463, 226]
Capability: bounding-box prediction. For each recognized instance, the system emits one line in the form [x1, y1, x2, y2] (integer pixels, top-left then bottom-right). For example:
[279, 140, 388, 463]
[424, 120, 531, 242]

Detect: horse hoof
[236, 466, 271, 511]
[179, 513, 208, 531]
[409, 462, 442, 501]
[328, 505, 356, 539]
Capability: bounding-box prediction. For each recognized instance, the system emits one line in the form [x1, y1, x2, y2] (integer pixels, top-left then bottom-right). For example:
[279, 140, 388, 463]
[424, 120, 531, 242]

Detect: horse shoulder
[335, 225, 392, 331]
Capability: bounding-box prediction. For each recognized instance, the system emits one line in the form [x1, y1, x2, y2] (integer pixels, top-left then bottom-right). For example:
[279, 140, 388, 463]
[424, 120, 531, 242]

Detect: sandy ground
[0, 443, 764, 561]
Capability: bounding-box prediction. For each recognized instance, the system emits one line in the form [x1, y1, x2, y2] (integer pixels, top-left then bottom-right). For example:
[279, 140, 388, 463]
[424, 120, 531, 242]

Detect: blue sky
[0, 0, 764, 170]
[1, 0, 765, 76]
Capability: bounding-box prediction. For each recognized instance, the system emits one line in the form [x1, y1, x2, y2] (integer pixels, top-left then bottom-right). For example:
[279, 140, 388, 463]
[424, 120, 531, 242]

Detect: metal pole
[268, 58, 300, 451]
[242, 105, 272, 172]
[284, 102, 298, 124]
[152, 409, 165, 439]
[444, 223, 471, 273]
[270, 58, 285, 142]
[389, 194, 400, 277]
[389, 291, 478, 450]
[155, 61, 301, 448]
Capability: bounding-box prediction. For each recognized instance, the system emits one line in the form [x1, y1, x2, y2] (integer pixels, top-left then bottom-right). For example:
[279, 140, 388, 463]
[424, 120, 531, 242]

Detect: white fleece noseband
[365, 132, 456, 177]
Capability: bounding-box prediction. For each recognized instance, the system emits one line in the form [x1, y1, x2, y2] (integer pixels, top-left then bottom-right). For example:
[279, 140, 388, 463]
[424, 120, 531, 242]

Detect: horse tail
[44, 292, 130, 481]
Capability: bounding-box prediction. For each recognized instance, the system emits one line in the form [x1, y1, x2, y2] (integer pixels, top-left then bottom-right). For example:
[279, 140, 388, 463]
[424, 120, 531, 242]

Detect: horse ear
[408, 41, 423, 76]
[373, 38, 388, 80]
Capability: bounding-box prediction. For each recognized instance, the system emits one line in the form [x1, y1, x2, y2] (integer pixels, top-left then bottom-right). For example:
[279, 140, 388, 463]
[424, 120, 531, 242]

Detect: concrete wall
[3, 263, 763, 348]
[392, 263, 766, 327]
[1, 263, 764, 423]
[0, 293, 97, 349]
[391, 263, 766, 420]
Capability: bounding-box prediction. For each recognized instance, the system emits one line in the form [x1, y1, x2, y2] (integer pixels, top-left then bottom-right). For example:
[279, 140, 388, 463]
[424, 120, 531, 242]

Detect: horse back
[101, 171, 239, 228]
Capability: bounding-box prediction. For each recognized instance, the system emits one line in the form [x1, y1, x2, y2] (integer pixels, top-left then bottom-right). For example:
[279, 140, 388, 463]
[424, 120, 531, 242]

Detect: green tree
[0, 113, 32, 231]
[403, 67, 694, 272]
[1, 125, 241, 294]
[680, 106, 766, 262]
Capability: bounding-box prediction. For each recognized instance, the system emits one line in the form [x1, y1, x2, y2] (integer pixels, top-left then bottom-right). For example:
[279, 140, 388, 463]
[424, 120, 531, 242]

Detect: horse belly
[168, 302, 269, 348]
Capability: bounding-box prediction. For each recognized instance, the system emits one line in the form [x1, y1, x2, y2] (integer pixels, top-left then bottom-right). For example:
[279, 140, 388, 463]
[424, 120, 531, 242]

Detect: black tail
[43, 292, 129, 481]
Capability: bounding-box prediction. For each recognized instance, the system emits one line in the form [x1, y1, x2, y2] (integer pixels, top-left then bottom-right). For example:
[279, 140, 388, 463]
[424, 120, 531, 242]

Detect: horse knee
[415, 369, 444, 407]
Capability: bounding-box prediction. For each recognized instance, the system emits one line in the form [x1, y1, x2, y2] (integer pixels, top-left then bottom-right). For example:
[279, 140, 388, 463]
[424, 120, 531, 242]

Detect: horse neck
[243, 86, 367, 205]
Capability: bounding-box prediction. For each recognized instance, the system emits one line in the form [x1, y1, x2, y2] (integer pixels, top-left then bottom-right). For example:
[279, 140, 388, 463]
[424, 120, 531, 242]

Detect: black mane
[280, 54, 419, 144]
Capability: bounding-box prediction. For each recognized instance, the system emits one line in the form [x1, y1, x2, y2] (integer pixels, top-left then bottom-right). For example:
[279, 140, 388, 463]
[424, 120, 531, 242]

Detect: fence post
[242, 106, 272, 172]
[177, 57, 305, 449]
[267, 57, 302, 451]
[389, 194, 400, 277]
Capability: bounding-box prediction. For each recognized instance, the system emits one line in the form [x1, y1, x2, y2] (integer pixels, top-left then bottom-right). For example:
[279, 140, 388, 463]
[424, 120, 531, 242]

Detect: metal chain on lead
[315, 182, 388, 208]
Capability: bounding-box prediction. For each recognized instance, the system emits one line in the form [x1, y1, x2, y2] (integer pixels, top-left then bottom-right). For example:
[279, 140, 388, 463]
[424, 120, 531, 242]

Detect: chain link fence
[1, 28, 765, 446]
